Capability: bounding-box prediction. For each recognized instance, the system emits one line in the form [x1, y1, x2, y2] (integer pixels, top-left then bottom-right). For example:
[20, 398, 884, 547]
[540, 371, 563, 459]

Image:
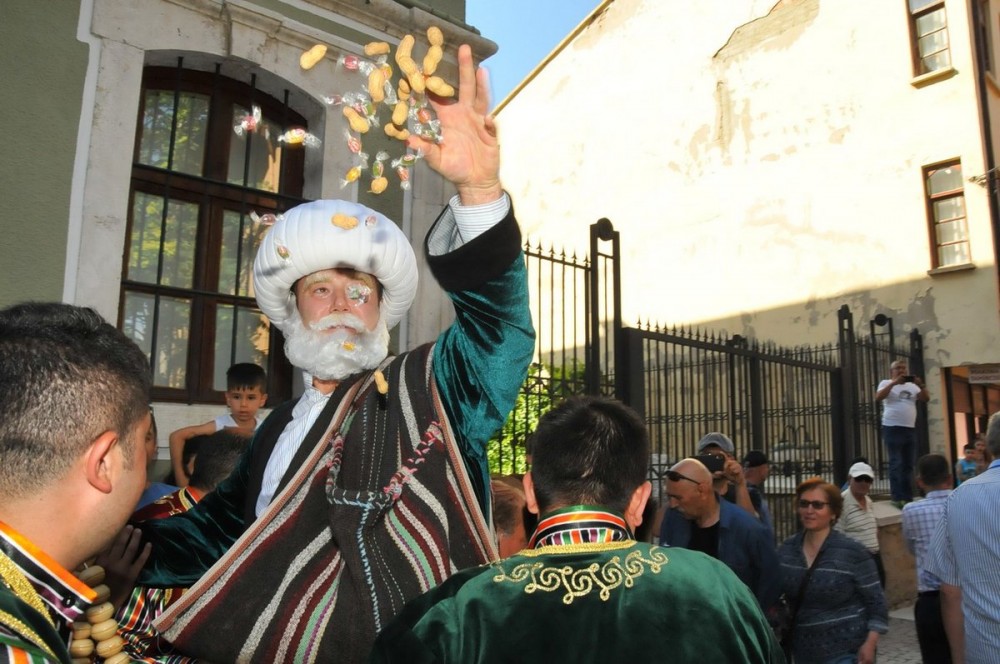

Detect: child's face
[226, 386, 267, 426]
[966, 448, 978, 461]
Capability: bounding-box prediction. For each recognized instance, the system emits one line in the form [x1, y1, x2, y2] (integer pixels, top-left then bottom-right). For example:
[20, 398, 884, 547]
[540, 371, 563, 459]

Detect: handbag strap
[788, 537, 825, 628]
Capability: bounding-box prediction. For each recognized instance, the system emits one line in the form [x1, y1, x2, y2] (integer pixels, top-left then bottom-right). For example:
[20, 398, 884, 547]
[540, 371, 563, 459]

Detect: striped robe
[152, 344, 497, 663]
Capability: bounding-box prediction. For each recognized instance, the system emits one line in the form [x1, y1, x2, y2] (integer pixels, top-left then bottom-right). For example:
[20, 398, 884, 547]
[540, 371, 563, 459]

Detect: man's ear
[522, 471, 540, 515]
[625, 481, 652, 531]
[85, 431, 120, 494]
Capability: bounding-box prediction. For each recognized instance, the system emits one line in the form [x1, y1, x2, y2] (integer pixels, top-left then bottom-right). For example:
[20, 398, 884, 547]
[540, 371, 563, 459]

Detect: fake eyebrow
[346, 283, 372, 304]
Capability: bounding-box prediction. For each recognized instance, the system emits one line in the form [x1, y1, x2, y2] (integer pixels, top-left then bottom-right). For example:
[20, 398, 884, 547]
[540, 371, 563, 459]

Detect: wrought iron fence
[489, 219, 925, 544]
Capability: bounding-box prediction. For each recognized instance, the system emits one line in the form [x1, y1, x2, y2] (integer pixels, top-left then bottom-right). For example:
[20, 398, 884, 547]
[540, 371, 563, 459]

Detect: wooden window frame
[923, 159, 971, 270]
[121, 65, 306, 404]
[907, 0, 951, 76]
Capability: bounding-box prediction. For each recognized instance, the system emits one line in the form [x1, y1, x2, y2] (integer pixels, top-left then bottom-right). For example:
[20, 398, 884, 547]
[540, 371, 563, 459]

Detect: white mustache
[310, 313, 366, 332]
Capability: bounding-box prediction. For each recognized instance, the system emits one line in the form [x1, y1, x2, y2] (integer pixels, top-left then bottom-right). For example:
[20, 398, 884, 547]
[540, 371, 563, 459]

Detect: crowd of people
[1, 38, 998, 664]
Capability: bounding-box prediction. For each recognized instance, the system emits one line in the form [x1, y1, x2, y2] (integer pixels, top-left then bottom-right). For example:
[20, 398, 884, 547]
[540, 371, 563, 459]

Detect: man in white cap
[837, 461, 885, 587]
[135, 43, 535, 664]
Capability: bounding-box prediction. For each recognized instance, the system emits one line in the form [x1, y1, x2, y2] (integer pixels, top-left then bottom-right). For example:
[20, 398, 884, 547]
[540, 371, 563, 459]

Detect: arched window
[121, 61, 309, 403]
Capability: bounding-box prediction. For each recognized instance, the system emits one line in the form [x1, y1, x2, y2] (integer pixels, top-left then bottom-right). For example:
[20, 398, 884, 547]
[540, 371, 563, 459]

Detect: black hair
[188, 430, 250, 492]
[226, 363, 267, 392]
[917, 453, 951, 487]
[530, 396, 649, 514]
[0, 302, 151, 494]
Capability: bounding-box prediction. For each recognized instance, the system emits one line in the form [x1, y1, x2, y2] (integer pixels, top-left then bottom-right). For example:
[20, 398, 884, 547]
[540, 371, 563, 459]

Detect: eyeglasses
[852, 476, 873, 483]
[797, 499, 829, 510]
[665, 470, 700, 485]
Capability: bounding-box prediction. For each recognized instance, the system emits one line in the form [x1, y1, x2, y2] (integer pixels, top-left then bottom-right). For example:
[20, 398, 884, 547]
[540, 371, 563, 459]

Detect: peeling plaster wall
[498, 0, 1000, 451]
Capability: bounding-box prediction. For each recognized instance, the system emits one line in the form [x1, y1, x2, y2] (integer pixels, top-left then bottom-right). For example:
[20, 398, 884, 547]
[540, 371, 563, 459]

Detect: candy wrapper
[278, 128, 321, 148]
[341, 152, 370, 189]
[233, 105, 262, 136]
[250, 210, 285, 226]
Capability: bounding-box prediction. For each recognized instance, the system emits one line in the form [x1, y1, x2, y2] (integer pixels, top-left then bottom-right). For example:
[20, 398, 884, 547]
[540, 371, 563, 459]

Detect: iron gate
[490, 219, 926, 543]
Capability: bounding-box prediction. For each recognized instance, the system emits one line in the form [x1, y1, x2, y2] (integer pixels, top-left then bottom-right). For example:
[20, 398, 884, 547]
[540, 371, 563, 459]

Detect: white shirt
[878, 379, 919, 427]
[254, 376, 331, 516]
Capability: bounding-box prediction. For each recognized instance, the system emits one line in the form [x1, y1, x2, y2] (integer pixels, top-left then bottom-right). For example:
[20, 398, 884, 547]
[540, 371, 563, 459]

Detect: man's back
[928, 467, 1000, 661]
[370, 541, 780, 663]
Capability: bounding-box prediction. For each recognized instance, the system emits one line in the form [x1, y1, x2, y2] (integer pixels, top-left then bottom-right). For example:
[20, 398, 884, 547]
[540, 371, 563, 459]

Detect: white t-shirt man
[877, 379, 920, 428]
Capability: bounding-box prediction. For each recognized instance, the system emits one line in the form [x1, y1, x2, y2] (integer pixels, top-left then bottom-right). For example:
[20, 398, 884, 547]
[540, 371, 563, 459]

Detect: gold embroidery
[0, 550, 58, 659]
[0, 608, 58, 660]
[493, 545, 669, 604]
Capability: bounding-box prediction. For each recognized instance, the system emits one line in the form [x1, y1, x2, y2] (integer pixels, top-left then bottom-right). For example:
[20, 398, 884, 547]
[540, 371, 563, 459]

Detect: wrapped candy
[233, 105, 262, 136]
[391, 152, 422, 191]
[369, 151, 389, 194]
[249, 210, 284, 226]
[341, 152, 370, 188]
[344, 129, 363, 154]
[337, 54, 361, 71]
[277, 128, 321, 147]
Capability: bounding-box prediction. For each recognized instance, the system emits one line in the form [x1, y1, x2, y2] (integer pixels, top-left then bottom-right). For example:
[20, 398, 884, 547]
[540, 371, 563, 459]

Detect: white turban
[253, 200, 418, 331]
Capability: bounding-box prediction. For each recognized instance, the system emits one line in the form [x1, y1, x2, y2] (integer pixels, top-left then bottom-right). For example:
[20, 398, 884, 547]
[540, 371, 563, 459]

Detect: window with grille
[121, 62, 309, 403]
[923, 161, 970, 268]
[908, 0, 951, 75]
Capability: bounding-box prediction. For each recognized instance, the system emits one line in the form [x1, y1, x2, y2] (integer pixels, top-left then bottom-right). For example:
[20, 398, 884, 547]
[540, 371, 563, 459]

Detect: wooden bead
[96, 635, 125, 658]
[76, 565, 105, 586]
[69, 638, 94, 657]
[91, 583, 111, 604]
[103, 653, 131, 664]
[71, 658, 92, 664]
[90, 617, 118, 642]
[85, 601, 114, 624]
[71, 621, 91, 639]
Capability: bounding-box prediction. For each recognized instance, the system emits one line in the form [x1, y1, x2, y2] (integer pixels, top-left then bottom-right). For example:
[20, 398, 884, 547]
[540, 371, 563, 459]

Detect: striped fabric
[926, 462, 1000, 663]
[154, 344, 496, 664]
[528, 507, 632, 548]
[0, 521, 96, 661]
[836, 490, 879, 553]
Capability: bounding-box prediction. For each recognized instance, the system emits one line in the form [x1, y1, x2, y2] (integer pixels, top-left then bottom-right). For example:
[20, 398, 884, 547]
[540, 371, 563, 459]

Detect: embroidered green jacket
[370, 506, 784, 664]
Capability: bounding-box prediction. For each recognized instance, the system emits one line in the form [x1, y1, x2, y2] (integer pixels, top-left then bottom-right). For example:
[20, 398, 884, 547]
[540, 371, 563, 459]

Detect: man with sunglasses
[659, 457, 781, 612]
[835, 461, 885, 587]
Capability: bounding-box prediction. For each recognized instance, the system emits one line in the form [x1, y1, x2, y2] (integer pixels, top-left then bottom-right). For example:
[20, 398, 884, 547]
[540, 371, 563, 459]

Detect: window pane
[213, 304, 271, 391]
[928, 165, 963, 195]
[918, 29, 949, 58]
[137, 90, 209, 176]
[936, 219, 968, 245]
[218, 210, 267, 297]
[228, 105, 284, 193]
[938, 241, 971, 266]
[910, 0, 940, 13]
[122, 292, 191, 388]
[933, 196, 965, 222]
[128, 194, 199, 288]
[916, 9, 947, 35]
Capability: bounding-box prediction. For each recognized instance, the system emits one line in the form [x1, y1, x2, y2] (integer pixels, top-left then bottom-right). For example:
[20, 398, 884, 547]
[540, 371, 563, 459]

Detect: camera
[902, 375, 915, 383]
[694, 453, 726, 474]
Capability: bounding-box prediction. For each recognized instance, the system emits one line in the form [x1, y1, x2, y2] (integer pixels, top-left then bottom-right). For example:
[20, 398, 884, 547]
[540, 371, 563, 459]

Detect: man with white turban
[135, 44, 535, 664]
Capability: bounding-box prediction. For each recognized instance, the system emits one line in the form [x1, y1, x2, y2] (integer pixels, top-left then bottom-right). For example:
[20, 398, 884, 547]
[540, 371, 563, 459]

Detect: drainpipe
[971, 1, 1000, 306]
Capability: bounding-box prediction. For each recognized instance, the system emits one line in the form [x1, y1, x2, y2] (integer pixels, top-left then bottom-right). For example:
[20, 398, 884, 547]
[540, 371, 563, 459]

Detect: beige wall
[497, 0, 1000, 451]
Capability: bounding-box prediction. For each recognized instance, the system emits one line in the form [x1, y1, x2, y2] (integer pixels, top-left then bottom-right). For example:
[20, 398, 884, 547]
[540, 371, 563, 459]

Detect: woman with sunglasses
[776, 478, 888, 664]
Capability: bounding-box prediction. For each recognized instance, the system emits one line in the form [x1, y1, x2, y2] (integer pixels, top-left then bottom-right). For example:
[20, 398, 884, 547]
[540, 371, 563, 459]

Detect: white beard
[282, 308, 390, 381]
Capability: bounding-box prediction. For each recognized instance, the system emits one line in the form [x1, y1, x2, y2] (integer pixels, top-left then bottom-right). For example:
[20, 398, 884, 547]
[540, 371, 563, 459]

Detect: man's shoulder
[0, 586, 65, 661]
[720, 498, 768, 534]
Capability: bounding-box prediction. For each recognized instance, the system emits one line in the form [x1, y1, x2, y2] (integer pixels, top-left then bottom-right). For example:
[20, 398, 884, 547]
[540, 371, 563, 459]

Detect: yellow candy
[370, 176, 389, 194]
[342, 107, 370, 134]
[332, 212, 359, 229]
[299, 44, 327, 70]
[374, 369, 389, 395]
[364, 41, 390, 56]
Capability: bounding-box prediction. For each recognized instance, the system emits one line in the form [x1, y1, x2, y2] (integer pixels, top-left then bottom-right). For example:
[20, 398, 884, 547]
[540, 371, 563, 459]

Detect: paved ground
[879, 604, 921, 664]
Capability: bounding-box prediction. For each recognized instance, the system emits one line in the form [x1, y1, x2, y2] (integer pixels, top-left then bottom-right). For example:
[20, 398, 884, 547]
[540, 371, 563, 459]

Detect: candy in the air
[343, 106, 370, 134]
[300, 44, 327, 70]
[277, 128, 321, 147]
[364, 41, 390, 56]
[250, 210, 284, 226]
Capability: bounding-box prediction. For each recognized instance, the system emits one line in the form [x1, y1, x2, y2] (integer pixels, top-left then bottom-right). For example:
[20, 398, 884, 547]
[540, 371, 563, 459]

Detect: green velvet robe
[371, 506, 785, 664]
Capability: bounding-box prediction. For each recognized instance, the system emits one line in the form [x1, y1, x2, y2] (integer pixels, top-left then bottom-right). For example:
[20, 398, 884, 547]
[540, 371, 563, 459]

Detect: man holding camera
[876, 360, 929, 506]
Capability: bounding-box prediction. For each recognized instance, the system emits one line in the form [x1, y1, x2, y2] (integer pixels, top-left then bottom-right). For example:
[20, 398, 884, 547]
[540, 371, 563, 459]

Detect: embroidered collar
[0, 521, 95, 636]
[528, 505, 633, 549]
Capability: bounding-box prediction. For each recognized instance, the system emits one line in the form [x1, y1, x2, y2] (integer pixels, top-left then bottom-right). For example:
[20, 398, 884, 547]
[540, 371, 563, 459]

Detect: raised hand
[406, 44, 502, 206]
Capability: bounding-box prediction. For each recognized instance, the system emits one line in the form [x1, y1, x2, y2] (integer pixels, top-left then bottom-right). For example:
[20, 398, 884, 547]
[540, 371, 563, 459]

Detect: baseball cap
[848, 461, 876, 479]
[743, 450, 769, 468]
[696, 432, 735, 455]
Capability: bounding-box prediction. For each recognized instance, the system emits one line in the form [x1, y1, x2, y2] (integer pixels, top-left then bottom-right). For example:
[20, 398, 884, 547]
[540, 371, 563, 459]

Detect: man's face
[295, 268, 381, 335]
[666, 471, 707, 520]
[892, 363, 908, 377]
[850, 474, 873, 498]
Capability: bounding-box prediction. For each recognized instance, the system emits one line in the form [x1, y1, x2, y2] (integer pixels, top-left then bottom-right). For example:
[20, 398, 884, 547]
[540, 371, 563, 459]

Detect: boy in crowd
[168, 363, 267, 487]
[955, 443, 978, 486]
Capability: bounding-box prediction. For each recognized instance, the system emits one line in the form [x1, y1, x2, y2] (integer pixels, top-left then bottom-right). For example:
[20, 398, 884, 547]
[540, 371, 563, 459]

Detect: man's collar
[528, 505, 633, 549]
